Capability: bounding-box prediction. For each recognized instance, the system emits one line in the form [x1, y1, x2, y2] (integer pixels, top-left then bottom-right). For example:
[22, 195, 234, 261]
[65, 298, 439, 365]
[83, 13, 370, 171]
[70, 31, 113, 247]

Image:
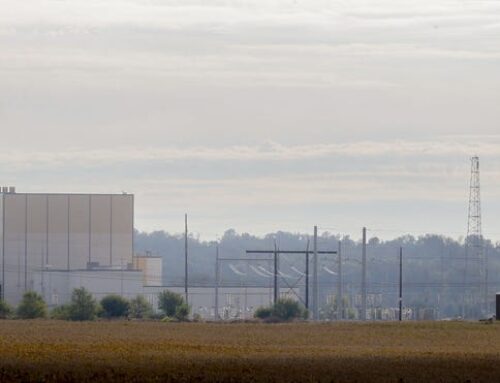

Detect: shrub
[255, 299, 306, 322]
[51, 304, 71, 320]
[129, 295, 153, 319]
[0, 300, 13, 319]
[16, 291, 47, 319]
[254, 306, 272, 319]
[68, 287, 98, 321]
[100, 295, 130, 318]
[149, 311, 166, 320]
[272, 298, 304, 321]
[174, 303, 190, 321]
[158, 290, 185, 317]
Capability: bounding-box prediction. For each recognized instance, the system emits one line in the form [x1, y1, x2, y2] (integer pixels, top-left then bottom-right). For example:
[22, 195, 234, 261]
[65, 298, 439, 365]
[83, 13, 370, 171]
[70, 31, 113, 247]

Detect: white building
[0, 188, 136, 305]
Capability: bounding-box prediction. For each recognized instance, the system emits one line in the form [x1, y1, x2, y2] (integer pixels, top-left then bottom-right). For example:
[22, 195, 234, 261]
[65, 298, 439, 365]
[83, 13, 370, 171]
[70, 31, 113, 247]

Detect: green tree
[100, 295, 130, 318]
[68, 287, 98, 321]
[0, 300, 13, 319]
[129, 295, 153, 319]
[16, 291, 47, 319]
[158, 290, 185, 317]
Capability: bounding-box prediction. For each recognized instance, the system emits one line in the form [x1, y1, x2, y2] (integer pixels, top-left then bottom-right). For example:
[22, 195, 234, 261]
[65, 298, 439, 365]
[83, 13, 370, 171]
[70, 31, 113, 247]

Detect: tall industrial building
[0, 188, 134, 304]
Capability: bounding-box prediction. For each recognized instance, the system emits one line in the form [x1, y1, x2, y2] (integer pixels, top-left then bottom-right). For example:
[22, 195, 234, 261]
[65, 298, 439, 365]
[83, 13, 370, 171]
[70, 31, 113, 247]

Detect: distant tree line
[136, 229, 500, 318]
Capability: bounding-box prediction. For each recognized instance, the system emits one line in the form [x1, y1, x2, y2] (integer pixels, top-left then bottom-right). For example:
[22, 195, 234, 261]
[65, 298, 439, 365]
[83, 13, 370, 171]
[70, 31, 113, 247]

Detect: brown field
[0, 320, 499, 382]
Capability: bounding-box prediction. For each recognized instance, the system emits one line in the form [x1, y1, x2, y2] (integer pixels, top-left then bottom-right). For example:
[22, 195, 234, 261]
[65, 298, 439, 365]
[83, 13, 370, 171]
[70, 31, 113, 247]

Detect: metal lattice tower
[467, 157, 482, 243]
[463, 156, 485, 318]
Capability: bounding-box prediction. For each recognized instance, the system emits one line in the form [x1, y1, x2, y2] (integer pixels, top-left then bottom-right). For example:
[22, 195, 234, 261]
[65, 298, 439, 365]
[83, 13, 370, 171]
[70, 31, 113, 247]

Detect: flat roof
[133, 255, 162, 259]
[41, 269, 142, 273]
[1, 192, 133, 196]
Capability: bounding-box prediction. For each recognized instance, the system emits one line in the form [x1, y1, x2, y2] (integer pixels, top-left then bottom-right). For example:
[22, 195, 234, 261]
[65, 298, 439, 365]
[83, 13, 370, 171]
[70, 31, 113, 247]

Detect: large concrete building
[0, 188, 135, 304]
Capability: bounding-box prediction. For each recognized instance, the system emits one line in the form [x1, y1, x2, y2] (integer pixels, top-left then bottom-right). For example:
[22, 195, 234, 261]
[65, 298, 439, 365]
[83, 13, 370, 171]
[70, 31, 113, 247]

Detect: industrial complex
[0, 188, 274, 318]
[0, 156, 490, 321]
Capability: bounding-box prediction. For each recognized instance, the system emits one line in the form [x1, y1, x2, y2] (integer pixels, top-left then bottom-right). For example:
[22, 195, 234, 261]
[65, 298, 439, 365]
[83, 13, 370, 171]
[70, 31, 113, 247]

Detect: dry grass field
[0, 320, 499, 382]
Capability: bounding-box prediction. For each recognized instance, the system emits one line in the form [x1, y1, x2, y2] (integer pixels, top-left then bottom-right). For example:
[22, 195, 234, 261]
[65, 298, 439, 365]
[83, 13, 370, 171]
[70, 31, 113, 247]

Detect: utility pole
[337, 241, 343, 320]
[305, 239, 310, 310]
[313, 226, 318, 320]
[361, 227, 367, 321]
[485, 247, 489, 315]
[437, 246, 445, 320]
[273, 241, 278, 304]
[399, 247, 403, 322]
[2, 193, 5, 301]
[40, 244, 45, 300]
[25, 194, 28, 292]
[215, 244, 219, 320]
[184, 213, 188, 305]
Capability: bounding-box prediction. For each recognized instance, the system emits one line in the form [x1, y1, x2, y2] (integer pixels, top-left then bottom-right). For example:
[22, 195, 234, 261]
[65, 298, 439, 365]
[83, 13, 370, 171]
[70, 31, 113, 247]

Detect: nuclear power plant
[0, 156, 492, 321]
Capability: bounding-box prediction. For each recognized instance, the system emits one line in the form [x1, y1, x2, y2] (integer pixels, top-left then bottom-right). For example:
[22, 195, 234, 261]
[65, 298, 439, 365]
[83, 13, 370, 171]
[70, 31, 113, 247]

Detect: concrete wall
[0, 193, 134, 304]
[32, 269, 144, 306]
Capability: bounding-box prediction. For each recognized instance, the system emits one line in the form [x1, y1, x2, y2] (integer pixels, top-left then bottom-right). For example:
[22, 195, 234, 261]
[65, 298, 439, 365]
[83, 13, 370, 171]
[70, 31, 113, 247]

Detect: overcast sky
[1, 0, 500, 240]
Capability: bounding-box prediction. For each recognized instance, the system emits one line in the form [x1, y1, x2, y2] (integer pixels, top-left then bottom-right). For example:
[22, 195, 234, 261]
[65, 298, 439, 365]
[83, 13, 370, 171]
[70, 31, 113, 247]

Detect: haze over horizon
[1, 0, 500, 240]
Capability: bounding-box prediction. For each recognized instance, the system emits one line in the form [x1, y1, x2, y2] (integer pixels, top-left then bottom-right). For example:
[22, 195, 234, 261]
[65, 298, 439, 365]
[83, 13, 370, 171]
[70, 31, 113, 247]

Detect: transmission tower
[463, 156, 485, 318]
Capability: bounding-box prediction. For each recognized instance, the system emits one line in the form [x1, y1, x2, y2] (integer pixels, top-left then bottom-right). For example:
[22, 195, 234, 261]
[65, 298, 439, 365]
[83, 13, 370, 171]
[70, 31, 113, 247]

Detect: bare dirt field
[0, 320, 499, 382]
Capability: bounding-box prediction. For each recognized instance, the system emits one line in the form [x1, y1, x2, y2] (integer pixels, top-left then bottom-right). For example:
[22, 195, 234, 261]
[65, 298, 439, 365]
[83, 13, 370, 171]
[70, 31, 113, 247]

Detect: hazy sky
[1, 0, 500, 240]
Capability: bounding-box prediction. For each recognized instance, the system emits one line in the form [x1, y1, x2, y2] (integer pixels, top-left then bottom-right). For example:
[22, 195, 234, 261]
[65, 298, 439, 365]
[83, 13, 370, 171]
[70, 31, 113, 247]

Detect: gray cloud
[1, 0, 499, 238]
[0, 138, 499, 237]
[0, 137, 499, 167]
